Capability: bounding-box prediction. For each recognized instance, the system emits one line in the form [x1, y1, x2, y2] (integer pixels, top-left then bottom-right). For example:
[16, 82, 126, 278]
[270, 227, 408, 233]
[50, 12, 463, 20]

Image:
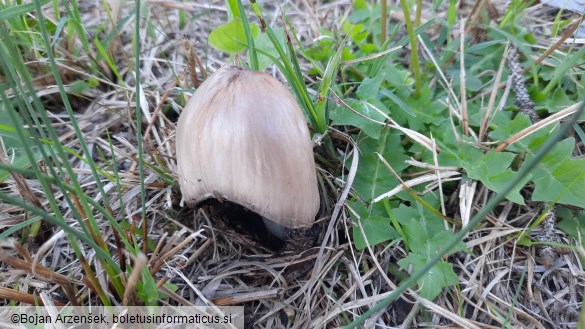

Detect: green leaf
[254, 27, 285, 70]
[489, 114, 553, 153]
[330, 99, 387, 138]
[462, 151, 530, 204]
[383, 64, 413, 88]
[464, 74, 483, 92]
[353, 0, 368, 10]
[527, 138, 585, 208]
[542, 87, 573, 113]
[348, 8, 371, 23]
[68, 80, 90, 94]
[342, 21, 368, 44]
[380, 89, 414, 118]
[557, 209, 585, 241]
[393, 201, 467, 255]
[350, 201, 400, 250]
[208, 18, 261, 55]
[393, 202, 447, 246]
[332, 66, 416, 138]
[431, 125, 483, 167]
[467, 41, 505, 54]
[158, 282, 179, 300]
[350, 129, 410, 201]
[398, 254, 459, 300]
[402, 86, 447, 131]
[356, 75, 383, 100]
[393, 202, 464, 299]
[137, 266, 159, 306]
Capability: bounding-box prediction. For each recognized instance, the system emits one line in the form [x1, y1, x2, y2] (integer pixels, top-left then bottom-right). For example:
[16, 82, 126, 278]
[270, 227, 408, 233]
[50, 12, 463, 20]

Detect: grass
[1, 0, 584, 328]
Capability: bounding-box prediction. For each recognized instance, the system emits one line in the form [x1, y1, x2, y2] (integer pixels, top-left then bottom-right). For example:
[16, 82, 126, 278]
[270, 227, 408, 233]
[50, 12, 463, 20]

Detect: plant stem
[414, 0, 422, 27]
[380, 0, 387, 45]
[399, 0, 421, 96]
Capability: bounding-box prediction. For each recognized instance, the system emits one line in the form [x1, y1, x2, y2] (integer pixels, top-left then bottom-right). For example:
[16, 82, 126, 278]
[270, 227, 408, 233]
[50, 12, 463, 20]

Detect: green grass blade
[249, 0, 323, 132]
[236, 0, 258, 70]
[132, 0, 146, 227]
[315, 34, 348, 132]
[0, 190, 121, 273]
[0, 0, 50, 20]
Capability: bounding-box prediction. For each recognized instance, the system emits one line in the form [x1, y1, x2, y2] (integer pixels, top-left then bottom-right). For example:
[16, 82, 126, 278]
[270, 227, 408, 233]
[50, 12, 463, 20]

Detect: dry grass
[0, 0, 584, 328]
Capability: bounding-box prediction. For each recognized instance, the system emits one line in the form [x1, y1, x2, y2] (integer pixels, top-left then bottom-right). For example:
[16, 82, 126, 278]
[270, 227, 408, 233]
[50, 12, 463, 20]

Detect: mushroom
[176, 66, 320, 238]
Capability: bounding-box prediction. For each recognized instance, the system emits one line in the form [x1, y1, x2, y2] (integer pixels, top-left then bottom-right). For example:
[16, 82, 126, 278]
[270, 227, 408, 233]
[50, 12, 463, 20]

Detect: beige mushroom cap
[176, 66, 320, 231]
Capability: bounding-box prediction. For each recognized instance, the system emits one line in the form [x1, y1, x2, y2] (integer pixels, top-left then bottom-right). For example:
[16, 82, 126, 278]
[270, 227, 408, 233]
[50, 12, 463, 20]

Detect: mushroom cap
[176, 66, 319, 229]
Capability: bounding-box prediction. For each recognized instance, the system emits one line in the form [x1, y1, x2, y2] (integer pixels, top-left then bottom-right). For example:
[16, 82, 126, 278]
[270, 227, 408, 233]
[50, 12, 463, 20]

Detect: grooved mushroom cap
[176, 66, 319, 230]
